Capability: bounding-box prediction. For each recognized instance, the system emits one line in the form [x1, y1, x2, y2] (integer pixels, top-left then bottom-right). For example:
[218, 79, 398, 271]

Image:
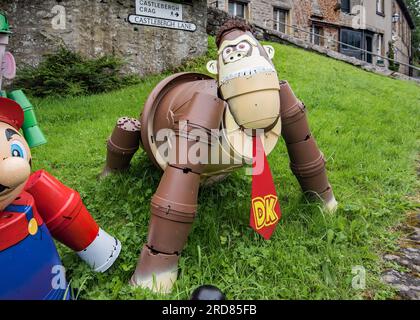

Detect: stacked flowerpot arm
[25, 170, 122, 272]
[279, 81, 337, 212]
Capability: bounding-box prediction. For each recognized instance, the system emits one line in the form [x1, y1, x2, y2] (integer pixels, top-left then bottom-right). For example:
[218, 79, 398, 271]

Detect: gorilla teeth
[220, 66, 276, 85]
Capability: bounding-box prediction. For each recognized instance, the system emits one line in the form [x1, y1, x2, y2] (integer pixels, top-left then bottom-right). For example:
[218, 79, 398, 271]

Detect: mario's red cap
[0, 97, 24, 130]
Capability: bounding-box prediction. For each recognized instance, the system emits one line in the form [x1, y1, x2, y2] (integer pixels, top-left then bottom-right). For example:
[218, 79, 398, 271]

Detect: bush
[14, 48, 141, 98]
[387, 41, 400, 72]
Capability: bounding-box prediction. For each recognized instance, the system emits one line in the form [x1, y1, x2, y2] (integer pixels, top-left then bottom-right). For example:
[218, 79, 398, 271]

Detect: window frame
[273, 7, 288, 33]
[341, 0, 351, 14]
[377, 34, 384, 56]
[339, 28, 363, 60]
[376, 0, 385, 16]
[312, 24, 324, 46]
[228, 1, 247, 19]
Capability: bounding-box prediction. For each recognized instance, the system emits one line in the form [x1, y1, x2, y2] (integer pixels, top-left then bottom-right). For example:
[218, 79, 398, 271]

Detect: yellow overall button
[28, 218, 38, 235]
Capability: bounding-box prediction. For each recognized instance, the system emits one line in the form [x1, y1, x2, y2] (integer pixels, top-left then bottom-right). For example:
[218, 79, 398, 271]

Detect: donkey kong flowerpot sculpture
[0, 11, 46, 148]
[101, 20, 338, 293]
[0, 98, 121, 300]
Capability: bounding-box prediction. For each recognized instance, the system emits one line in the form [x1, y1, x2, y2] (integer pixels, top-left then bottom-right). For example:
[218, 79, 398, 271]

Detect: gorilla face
[207, 31, 280, 130]
[216, 34, 276, 85]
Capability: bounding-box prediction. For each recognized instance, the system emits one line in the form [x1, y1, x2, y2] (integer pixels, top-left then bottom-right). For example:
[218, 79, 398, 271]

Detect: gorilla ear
[206, 60, 218, 75]
[263, 45, 275, 60]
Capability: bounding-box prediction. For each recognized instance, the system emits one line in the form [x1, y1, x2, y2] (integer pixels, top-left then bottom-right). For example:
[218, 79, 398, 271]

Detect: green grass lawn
[29, 38, 420, 300]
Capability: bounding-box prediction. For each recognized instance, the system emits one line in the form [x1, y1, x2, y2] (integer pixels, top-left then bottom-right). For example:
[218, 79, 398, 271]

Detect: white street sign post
[135, 0, 183, 21]
[128, 15, 197, 32]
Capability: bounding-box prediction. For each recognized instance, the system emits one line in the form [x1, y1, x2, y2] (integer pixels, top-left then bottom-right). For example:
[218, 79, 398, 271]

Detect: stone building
[390, 0, 415, 74]
[208, 0, 415, 75]
[0, 0, 208, 75]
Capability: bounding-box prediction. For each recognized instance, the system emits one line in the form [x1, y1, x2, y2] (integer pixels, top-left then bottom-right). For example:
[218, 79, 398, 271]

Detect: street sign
[128, 14, 197, 32]
[135, 0, 183, 21]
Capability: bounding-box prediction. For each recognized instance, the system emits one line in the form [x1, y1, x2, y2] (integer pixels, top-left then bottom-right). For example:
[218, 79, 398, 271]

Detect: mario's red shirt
[0, 190, 43, 251]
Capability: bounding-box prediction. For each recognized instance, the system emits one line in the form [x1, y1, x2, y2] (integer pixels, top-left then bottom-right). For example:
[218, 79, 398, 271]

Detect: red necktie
[250, 136, 282, 240]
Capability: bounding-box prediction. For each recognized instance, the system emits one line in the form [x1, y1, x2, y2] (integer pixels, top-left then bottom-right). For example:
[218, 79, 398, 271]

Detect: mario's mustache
[0, 184, 10, 193]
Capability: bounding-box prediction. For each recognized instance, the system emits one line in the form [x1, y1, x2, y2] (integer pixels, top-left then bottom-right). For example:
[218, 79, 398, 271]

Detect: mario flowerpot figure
[101, 20, 338, 293]
[0, 98, 121, 300]
[0, 11, 46, 148]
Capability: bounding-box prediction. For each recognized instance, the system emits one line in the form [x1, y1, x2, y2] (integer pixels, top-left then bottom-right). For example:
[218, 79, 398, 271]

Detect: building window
[376, 34, 385, 65]
[341, 0, 351, 13]
[312, 25, 324, 46]
[340, 28, 362, 60]
[229, 1, 247, 19]
[273, 8, 288, 33]
[365, 34, 373, 63]
[376, 0, 385, 15]
[377, 34, 384, 55]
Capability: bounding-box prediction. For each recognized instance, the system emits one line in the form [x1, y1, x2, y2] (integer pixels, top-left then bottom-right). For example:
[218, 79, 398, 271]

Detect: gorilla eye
[10, 141, 27, 159]
[236, 41, 250, 52]
[223, 47, 233, 59]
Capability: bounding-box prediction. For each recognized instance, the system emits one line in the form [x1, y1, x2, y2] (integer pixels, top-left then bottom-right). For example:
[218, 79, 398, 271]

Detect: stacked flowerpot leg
[131, 91, 225, 293]
[101, 117, 142, 178]
[279, 81, 337, 212]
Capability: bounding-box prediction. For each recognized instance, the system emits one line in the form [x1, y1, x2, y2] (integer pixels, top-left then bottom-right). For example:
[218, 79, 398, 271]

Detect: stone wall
[207, 0, 226, 10]
[0, 0, 208, 75]
[248, 0, 276, 29]
[391, 0, 412, 75]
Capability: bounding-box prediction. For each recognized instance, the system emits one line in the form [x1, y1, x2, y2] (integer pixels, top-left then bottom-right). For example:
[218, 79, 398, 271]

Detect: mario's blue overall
[0, 192, 70, 300]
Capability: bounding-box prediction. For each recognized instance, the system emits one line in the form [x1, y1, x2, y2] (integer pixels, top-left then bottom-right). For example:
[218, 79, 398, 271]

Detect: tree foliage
[406, 0, 420, 64]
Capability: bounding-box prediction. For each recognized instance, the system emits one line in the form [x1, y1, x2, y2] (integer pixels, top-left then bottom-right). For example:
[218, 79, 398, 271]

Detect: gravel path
[382, 212, 420, 300]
